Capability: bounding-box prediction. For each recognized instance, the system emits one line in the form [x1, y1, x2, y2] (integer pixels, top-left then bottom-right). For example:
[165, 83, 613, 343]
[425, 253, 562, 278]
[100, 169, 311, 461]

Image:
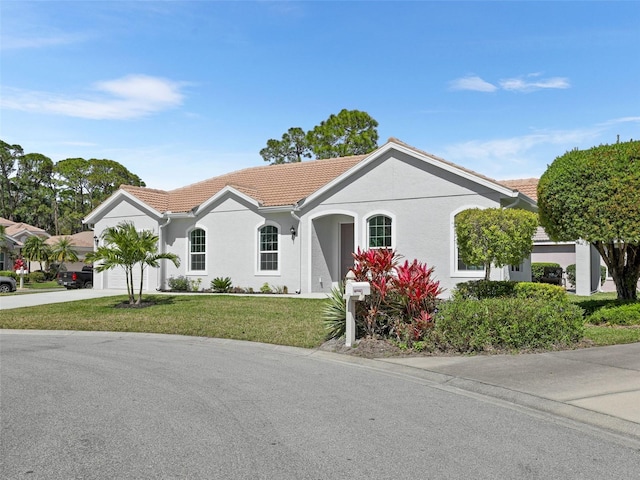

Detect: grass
[24, 281, 64, 290]
[1, 290, 638, 351]
[570, 292, 640, 346]
[0, 295, 327, 349]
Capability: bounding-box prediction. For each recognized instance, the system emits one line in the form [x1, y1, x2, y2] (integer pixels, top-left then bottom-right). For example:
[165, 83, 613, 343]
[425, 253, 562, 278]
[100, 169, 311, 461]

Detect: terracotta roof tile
[116, 138, 529, 214]
[46, 230, 95, 248]
[500, 178, 539, 201]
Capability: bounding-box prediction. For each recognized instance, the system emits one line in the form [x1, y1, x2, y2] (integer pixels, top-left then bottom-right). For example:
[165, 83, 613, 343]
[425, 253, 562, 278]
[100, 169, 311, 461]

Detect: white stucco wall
[299, 151, 511, 295]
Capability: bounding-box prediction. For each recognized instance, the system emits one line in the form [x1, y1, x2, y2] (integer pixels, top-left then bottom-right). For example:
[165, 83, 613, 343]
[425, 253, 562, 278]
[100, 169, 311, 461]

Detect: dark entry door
[340, 223, 355, 281]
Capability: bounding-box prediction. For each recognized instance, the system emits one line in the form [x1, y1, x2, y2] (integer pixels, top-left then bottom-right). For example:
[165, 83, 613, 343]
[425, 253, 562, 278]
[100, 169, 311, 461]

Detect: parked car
[0, 275, 17, 293]
[57, 266, 93, 289]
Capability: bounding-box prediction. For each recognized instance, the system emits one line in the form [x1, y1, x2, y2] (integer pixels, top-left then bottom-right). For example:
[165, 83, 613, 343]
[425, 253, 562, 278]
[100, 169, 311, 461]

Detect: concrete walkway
[372, 343, 640, 439]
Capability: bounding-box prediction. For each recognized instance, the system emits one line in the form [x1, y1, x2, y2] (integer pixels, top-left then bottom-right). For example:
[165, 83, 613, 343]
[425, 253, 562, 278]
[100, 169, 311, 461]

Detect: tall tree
[259, 127, 311, 164]
[455, 208, 539, 281]
[259, 109, 379, 164]
[538, 140, 640, 300]
[87, 222, 179, 305]
[307, 109, 379, 159]
[14, 153, 56, 233]
[0, 140, 23, 220]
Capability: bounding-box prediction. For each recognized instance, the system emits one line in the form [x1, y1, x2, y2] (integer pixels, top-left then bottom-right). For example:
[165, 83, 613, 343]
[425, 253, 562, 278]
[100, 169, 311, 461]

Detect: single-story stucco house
[85, 138, 545, 296]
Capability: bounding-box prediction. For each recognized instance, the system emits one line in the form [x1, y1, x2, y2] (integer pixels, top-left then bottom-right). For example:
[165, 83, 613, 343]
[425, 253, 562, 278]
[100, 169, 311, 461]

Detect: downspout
[158, 214, 172, 291]
[291, 208, 302, 294]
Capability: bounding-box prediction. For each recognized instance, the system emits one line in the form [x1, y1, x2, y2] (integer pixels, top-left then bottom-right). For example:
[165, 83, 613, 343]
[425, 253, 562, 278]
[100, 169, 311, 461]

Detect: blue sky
[1, 1, 638, 191]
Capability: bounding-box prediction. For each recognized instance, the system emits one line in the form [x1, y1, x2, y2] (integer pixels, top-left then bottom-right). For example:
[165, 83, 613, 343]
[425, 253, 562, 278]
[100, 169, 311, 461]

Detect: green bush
[566, 264, 576, 287]
[0, 270, 18, 280]
[29, 271, 46, 283]
[531, 262, 561, 283]
[433, 298, 584, 352]
[587, 303, 640, 326]
[211, 276, 232, 293]
[514, 282, 567, 303]
[167, 276, 190, 291]
[566, 264, 607, 288]
[453, 280, 517, 300]
[260, 282, 272, 294]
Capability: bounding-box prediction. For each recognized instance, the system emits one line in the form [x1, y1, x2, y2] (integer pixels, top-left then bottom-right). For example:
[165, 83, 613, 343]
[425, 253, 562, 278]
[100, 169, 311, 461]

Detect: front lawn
[0, 295, 327, 349]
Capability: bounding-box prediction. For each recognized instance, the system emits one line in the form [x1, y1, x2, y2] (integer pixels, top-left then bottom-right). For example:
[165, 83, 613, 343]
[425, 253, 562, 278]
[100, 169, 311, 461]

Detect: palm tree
[86, 221, 180, 305]
[50, 237, 79, 276]
[22, 235, 52, 272]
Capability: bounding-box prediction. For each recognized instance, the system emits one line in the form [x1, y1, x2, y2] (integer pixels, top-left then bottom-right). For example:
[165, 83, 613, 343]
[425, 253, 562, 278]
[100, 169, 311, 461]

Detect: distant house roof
[111, 138, 527, 215]
[500, 178, 539, 201]
[46, 230, 94, 249]
[0, 218, 50, 239]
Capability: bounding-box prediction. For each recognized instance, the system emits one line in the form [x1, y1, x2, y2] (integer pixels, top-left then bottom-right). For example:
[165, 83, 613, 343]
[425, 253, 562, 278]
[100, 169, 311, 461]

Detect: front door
[339, 223, 355, 281]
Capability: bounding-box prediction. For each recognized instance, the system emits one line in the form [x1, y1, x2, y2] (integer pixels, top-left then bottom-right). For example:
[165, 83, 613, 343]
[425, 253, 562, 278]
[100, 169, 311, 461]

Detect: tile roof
[121, 155, 367, 213]
[46, 230, 95, 249]
[4, 221, 49, 238]
[116, 138, 529, 214]
[500, 178, 539, 201]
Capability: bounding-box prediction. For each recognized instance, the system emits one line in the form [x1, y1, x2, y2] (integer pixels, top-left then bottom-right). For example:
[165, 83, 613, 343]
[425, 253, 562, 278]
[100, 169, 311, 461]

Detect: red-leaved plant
[350, 248, 444, 344]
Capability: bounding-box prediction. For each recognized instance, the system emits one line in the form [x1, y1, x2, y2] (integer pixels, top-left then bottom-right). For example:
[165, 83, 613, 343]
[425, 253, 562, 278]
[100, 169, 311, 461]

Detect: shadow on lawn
[112, 295, 177, 309]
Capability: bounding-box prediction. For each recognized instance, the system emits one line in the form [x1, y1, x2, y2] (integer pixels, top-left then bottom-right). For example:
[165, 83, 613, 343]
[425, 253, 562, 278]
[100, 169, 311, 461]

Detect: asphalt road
[2, 331, 639, 479]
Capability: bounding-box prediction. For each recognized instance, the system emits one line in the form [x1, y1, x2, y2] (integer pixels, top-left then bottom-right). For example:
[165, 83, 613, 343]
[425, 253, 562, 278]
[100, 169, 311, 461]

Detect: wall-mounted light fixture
[290, 226, 296, 237]
[93, 235, 99, 246]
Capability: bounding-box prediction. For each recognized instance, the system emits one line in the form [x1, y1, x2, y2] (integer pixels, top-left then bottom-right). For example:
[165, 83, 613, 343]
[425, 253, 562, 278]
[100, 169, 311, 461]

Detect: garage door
[104, 266, 149, 291]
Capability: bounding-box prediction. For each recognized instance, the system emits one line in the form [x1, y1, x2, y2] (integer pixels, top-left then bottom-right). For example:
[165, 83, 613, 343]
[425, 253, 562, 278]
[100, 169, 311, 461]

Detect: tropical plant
[86, 221, 180, 305]
[211, 276, 233, 293]
[49, 237, 79, 276]
[455, 208, 538, 280]
[347, 248, 443, 345]
[22, 235, 52, 271]
[538, 140, 640, 300]
[168, 275, 190, 291]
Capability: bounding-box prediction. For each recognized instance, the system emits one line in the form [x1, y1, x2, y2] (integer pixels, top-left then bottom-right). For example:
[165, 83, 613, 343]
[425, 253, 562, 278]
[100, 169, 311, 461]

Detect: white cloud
[1, 75, 185, 120]
[449, 73, 570, 93]
[499, 76, 570, 92]
[448, 75, 498, 92]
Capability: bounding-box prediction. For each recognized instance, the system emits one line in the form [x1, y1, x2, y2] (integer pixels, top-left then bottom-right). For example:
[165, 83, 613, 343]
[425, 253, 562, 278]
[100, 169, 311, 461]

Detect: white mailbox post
[18, 267, 26, 289]
[344, 271, 370, 347]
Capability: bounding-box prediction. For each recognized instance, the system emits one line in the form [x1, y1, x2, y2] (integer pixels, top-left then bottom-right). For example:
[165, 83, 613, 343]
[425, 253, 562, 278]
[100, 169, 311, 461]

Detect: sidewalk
[371, 343, 640, 439]
[0, 289, 125, 310]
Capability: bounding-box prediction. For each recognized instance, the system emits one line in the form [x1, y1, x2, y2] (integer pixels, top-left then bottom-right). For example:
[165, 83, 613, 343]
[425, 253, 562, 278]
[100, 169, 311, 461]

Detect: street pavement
[1, 289, 638, 441]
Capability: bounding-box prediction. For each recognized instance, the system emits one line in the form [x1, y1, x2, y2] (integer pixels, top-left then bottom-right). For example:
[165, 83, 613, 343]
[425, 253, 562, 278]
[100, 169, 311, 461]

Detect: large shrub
[514, 282, 567, 303]
[434, 298, 584, 352]
[587, 303, 640, 326]
[0, 270, 18, 280]
[453, 280, 517, 300]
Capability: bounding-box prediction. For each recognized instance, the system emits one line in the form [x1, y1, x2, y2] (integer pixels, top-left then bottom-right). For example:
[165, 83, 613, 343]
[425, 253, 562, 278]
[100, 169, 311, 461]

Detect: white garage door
[105, 266, 149, 291]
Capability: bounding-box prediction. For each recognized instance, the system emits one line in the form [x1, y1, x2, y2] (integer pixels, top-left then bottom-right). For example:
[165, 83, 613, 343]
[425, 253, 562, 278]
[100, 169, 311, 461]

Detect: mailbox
[345, 281, 370, 301]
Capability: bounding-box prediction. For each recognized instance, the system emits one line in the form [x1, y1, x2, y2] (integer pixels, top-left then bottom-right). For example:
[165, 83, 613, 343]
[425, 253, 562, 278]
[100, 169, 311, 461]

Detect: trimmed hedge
[532, 262, 560, 283]
[587, 303, 640, 326]
[434, 298, 584, 352]
[454, 280, 567, 303]
[453, 280, 517, 300]
[514, 282, 567, 303]
[567, 263, 607, 287]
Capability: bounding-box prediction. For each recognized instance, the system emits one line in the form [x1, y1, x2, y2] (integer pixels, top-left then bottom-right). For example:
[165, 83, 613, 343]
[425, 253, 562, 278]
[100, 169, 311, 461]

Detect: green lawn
[570, 292, 640, 345]
[0, 295, 328, 349]
[1, 291, 638, 350]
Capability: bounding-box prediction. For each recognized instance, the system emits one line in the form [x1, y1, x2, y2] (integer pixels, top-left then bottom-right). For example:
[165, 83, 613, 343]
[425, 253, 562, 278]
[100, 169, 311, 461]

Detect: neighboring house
[501, 178, 621, 294]
[85, 138, 537, 296]
[45, 231, 95, 271]
[0, 217, 50, 271]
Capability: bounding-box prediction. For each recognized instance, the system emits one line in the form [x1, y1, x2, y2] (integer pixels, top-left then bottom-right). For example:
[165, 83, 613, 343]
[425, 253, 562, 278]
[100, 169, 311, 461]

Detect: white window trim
[363, 211, 396, 250]
[186, 225, 208, 275]
[255, 221, 281, 276]
[450, 205, 487, 278]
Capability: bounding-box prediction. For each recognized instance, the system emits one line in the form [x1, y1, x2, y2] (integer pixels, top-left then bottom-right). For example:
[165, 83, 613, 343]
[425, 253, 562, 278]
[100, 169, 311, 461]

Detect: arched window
[189, 228, 206, 271]
[259, 225, 278, 271]
[367, 215, 392, 248]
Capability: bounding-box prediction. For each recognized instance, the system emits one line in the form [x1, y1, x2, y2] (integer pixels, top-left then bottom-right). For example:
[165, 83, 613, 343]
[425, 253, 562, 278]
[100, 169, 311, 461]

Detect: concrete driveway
[0, 289, 125, 310]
